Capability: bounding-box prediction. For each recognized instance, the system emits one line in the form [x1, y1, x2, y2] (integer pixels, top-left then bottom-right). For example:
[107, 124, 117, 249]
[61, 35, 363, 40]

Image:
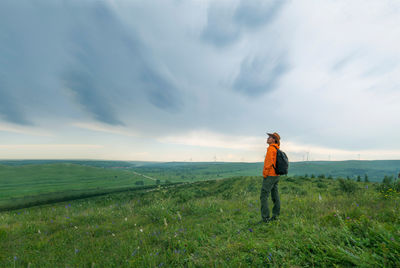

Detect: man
[260, 132, 281, 223]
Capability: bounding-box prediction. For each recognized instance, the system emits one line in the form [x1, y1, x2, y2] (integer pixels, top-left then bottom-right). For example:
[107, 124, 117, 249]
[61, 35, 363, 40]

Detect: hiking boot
[270, 216, 278, 221]
[257, 219, 270, 224]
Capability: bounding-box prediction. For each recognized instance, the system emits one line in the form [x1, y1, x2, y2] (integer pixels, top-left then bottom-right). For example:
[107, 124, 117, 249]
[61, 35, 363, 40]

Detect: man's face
[267, 136, 275, 145]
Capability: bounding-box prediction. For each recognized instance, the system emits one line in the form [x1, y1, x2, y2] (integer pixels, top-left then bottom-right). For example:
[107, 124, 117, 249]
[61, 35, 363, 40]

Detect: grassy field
[0, 164, 155, 211]
[2, 160, 400, 182]
[1, 175, 399, 267]
[1, 160, 399, 211]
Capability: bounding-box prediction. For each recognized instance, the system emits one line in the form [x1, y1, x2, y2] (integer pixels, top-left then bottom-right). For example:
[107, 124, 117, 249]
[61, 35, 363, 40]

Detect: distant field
[1, 160, 399, 210]
[0, 163, 155, 210]
[2, 159, 398, 182]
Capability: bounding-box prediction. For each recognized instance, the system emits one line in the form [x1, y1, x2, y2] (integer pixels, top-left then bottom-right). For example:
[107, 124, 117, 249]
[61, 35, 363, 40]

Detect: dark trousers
[260, 176, 280, 220]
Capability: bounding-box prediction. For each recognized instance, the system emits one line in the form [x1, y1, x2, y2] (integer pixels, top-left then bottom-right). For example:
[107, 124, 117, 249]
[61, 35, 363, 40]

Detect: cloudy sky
[1, 0, 400, 162]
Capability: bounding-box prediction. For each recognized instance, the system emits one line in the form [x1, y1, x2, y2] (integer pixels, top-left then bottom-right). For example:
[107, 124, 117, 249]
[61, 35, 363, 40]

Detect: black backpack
[273, 148, 289, 175]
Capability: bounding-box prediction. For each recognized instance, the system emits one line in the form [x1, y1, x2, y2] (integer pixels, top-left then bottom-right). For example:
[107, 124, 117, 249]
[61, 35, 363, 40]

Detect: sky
[1, 0, 400, 162]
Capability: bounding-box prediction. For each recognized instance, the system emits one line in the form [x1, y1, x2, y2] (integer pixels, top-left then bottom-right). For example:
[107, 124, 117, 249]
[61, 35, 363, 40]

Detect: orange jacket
[263, 143, 279, 177]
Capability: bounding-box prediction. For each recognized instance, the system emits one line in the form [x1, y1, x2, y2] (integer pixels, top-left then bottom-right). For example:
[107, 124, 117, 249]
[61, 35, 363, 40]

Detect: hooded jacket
[263, 143, 280, 177]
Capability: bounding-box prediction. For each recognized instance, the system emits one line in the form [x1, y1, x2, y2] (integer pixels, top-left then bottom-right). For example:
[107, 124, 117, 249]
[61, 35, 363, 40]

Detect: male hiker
[260, 132, 281, 223]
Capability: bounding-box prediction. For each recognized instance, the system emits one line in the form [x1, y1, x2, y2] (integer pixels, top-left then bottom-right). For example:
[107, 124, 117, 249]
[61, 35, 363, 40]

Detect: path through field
[131, 170, 157, 181]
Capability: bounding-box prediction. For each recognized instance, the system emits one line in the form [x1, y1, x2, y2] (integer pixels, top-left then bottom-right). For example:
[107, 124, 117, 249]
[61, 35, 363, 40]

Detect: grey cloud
[234, 0, 286, 28]
[0, 1, 183, 126]
[233, 56, 288, 97]
[63, 70, 124, 126]
[201, 4, 240, 47]
[63, 2, 183, 121]
[202, 0, 286, 47]
[140, 66, 182, 112]
[0, 82, 31, 125]
[61, 3, 126, 125]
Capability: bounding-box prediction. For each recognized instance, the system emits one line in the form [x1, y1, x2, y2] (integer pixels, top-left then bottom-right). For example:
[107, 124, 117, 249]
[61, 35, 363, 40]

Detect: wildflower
[248, 228, 253, 233]
[38, 230, 41, 234]
[140, 229, 143, 232]
[112, 233, 115, 237]
[220, 208, 223, 213]
[318, 194, 322, 201]
[131, 249, 138, 256]
[158, 262, 164, 267]
[346, 217, 350, 220]
[75, 248, 79, 254]
[14, 256, 18, 261]
[164, 218, 168, 227]
[177, 212, 182, 221]
[74, 226, 78, 229]
[125, 217, 128, 221]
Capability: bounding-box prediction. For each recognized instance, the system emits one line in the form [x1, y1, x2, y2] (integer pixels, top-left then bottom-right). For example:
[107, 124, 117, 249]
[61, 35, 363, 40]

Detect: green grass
[1, 176, 399, 267]
[3, 160, 400, 182]
[0, 163, 155, 210]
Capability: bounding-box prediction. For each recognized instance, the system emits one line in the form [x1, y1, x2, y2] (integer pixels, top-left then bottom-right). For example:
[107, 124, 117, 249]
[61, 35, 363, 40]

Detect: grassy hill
[1, 160, 399, 211]
[289, 160, 400, 181]
[1, 159, 399, 182]
[1, 175, 399, 266]
[0, 163, 156, 211]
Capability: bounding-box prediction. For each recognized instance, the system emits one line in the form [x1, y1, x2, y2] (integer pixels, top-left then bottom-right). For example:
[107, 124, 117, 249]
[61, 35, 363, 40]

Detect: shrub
[135, 180, 144, 186]
[382, 176, 393, 185]
[338, 178, 357, 193]
[176, 190, 194, 203]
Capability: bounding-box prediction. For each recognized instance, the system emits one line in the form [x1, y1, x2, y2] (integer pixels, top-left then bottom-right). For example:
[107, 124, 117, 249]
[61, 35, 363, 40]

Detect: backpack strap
[270, 144, 279, 171]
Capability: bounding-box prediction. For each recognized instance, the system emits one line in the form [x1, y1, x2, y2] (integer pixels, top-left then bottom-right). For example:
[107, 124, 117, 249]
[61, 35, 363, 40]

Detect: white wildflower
[125, 217, 128, 221]
[74, 226, 78, 229]
[220, 208, 223, 213]
[177, 212, 182, 221]
[38, 230, 41, 234]
[318, 194, 322, 201]
[112, 233, 115, 237]
[140, 228, 143, 232]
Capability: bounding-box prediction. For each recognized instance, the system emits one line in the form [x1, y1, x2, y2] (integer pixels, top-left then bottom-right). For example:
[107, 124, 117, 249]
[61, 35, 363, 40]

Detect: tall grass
[1, 176, 399, 267]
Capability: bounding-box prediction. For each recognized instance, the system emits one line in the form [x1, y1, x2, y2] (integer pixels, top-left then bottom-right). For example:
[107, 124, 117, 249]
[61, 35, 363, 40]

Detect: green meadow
[0, 163, 155, 211]
[1, 171, 400, 267]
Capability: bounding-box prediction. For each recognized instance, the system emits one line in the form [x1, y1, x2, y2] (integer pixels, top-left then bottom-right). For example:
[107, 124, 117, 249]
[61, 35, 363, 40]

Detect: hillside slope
[0, 163, 154, 210]
[1, 176, 399, 266]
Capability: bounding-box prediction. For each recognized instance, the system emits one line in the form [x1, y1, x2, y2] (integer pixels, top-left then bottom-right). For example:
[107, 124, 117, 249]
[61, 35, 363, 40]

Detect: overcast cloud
[1, 0, 400, 162]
